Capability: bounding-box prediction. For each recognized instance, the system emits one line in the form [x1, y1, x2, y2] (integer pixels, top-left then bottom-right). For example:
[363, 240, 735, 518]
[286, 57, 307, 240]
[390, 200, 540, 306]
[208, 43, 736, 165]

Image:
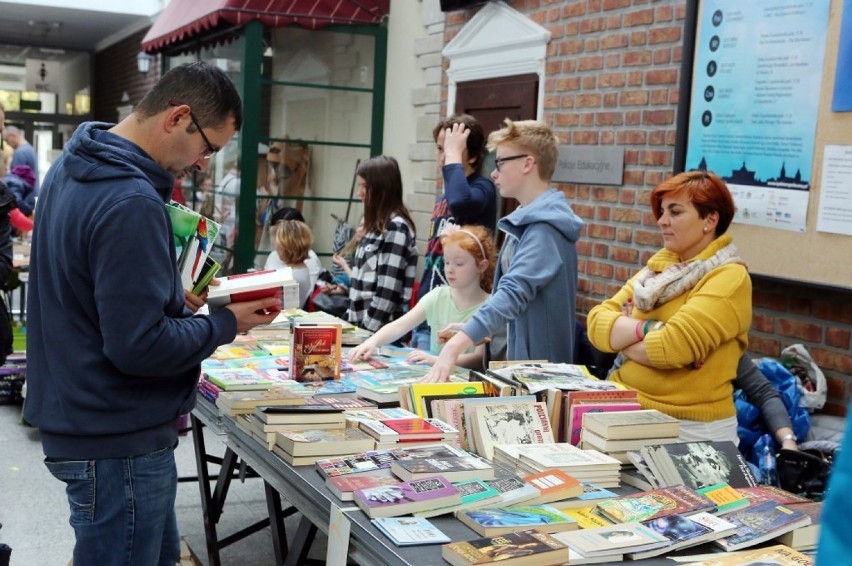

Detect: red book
[289, 321, 343, 381]
[207, 268, 298, 311]
[382, 418, 445, 441]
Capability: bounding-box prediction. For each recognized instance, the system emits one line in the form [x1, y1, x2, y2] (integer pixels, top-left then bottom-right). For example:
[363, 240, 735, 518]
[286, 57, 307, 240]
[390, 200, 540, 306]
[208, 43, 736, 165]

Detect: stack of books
[634, 440, 758, 491]
[215, 387, 306, 416]
[562, 388, 641, 446]
[353, 475, 462, 519]
[272, 428, 375, 465]
[289, 320, 343, 381]
[358, 416, 460, 449]
[240, 405, 347, 449]
[580, 409, 679, 462]
[493, 443, 622, 488]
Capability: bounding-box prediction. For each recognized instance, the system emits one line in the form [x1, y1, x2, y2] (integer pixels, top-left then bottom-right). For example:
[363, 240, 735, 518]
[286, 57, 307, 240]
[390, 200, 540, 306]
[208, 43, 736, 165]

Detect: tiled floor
[0, 403, 328, 565]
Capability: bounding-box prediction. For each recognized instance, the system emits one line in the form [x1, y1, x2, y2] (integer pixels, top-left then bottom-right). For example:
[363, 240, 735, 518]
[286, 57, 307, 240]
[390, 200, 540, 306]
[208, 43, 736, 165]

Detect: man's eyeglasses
[169, 101, 219, 159]
[494, 154, 528, 172]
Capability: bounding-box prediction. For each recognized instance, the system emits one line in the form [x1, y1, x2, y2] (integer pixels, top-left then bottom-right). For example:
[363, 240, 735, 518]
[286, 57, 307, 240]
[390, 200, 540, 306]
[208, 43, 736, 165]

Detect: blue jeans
[410, 327, 431, 351]
[45, 445, 180, 566]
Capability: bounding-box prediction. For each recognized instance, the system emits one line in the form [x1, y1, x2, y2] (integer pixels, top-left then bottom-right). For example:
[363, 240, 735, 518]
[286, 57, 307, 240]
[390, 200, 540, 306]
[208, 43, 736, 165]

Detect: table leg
[191, 414, 222, 566]
[283, 515, 317, 566]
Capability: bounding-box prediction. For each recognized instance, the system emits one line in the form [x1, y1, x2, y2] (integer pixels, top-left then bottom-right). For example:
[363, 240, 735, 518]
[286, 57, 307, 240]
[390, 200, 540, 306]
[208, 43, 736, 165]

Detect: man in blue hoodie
[24, 62, 280, 566]
[424, 119, 584, 381]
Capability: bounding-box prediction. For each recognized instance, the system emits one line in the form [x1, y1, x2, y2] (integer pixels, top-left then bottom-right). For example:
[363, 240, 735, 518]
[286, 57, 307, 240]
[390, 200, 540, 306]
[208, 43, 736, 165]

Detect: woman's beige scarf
[632, 243, 743, 311]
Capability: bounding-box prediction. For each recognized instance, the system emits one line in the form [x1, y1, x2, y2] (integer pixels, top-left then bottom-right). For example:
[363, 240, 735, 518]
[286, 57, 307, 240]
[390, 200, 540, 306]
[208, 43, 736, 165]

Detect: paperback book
[390, 454, 494, 483]
[642, 440, 758, 490]
[627, 511, 737, 560]
[414, 478, 502, 519]
[713, 500, 811, 551]
[207, 268, 300, 311]
[470, 400, 554, 460]
[551, 521, 669, 558]
[442, 529, 569, 566]
[371, 516, 450, 546]
[455, 504, 579, 537]
[594, 484, 716, 523]
[354, 475, 461, 518]
[274, 428, 374, 457]
[326, 473, 399, 502]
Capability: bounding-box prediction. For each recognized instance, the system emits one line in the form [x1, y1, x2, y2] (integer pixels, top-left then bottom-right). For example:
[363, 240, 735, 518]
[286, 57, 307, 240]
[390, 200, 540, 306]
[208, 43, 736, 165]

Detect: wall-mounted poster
[684, 1, 830, 232]
[832, 0, 852, 111]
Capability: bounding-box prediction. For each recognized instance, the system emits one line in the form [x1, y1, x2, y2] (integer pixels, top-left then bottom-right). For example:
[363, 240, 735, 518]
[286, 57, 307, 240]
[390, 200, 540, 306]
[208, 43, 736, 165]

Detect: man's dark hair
[136, 61, 243, 131]
[432, 113, 488, 175]
[270, 207, 305, 225]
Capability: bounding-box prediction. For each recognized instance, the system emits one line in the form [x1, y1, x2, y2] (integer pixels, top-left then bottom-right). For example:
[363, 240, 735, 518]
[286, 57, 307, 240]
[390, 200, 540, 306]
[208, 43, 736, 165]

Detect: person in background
[273, 219, 315, 308]
[2, 126, 38, 191]
[24, 61, 280, 566]
[3, 164, 36, 217]
[586, 170, 750, 445]
[412, 114, 497, 350]
[0, 173, 15, 362]
[349, 223, 496, 368]
[347, 155, 418, 332]
[263, 206, 323, 287]
[423, 119, 584, 382]
[0, 153, 33, 233]
[329, 215, 365, 288]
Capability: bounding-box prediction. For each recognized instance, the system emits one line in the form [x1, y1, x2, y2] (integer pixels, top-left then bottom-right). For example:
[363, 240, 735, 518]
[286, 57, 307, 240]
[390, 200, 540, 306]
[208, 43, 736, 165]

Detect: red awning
[141, 0, 390, 54]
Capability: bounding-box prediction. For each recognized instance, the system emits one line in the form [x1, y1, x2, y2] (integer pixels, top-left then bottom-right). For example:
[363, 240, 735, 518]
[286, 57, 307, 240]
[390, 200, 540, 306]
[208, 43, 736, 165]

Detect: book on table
[521, 468, 583, 506]
[580, 428, 680, 453]
[548, 482, 619, 510]
[595, 484, 716, 524]
[207, 268, 300, 311]
[414, 478, 503, 519]
[713, 500, 811, 551]
[253, 405, 347, 426]
[560, 506, 614, 529]
[326, 473, 399, 502]
[215, 388, 306, 415]
[626, 511, 738, 560]
[736, 484, 812, 506]
[567, 401, 642, 446]
[441, 529, 570, 566]
[695, 482, 750, 514]
[641, 440, 758, 490]
[407, 382, 487, 418]
[203, 368, 288, 391]
[678, 544, 815, 566]
[561, 388, 639, 442]
[454, 504, 579, 537]
[315, 443, 469, 480]
[390, 454, 494, 482]
[550, 521, 669, 558]
[773, 500, 822, 550]
[371, 516, 450, 546]
[353, 475, 461, 519]
[289, 320, 343, 381]
[580, 408, 680, 440]
[274, 428, 374, 457]
[469, 400, 555, 460]
[482, 475, 540, 508]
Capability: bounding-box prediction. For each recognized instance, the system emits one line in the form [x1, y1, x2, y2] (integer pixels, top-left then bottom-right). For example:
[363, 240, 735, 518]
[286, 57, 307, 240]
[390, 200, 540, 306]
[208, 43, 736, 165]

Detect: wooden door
[454, 73, 538, 223]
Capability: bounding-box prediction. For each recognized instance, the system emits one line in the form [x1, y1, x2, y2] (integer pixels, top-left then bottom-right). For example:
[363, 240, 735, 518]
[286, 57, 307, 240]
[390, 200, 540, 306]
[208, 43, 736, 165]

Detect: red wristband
[635, 320, 645, 340]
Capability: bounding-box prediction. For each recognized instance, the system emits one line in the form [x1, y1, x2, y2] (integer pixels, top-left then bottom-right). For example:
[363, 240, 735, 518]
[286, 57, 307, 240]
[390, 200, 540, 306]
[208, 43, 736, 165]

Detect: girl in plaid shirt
[346, 156, 418, 332]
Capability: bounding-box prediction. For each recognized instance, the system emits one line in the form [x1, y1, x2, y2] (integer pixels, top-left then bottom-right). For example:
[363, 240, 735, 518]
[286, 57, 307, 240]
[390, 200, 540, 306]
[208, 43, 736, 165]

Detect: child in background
[273, 219, 315, 308]
[349, 224, 495, 369]
[423, 119, 585, 382]
[329, 215, 365, 289]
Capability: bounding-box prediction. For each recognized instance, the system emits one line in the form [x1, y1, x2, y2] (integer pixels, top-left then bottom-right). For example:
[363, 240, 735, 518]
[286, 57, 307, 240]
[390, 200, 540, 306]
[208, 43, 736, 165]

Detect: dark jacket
[24, 122, 237, 459]
[3, 171, 35, 216]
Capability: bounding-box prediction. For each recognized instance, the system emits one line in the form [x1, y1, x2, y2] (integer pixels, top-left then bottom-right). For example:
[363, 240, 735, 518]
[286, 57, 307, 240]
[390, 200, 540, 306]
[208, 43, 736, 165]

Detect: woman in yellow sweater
[586, 170, 751, 444]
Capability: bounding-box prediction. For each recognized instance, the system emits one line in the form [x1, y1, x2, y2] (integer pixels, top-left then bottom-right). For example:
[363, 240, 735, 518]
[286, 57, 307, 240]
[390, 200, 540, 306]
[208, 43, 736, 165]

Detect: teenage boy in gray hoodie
[424, 119, 584, 382]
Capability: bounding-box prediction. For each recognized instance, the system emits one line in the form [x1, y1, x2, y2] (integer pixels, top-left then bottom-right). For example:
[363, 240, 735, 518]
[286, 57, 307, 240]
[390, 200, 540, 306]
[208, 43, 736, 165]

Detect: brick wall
[93, 29, 161, 123]
[443, 0, 852, 414]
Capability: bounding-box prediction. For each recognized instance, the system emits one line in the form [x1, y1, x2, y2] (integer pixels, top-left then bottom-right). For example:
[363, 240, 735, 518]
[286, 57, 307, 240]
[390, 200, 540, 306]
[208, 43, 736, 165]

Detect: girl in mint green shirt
[349, 224, 495, 369]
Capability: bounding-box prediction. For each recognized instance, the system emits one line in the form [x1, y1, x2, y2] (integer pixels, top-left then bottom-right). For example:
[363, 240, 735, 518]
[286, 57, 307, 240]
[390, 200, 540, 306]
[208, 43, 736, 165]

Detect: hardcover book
[713, 500, 811, 551]
[353, 475, 461, 518]
[371, 516, 451, 546]
[455, 504, 579, 537]
[390, 455, 494, 483]
[471, 401, 554, 460]
[289, 321, 343, 381]
[207, 268, 299, 311]
[442, 529, 569, 566]
[254, 405, 346, 426]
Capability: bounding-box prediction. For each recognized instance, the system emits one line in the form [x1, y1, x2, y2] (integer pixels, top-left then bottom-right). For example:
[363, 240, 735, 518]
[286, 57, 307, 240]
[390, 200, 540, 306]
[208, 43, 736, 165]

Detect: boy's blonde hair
[275, 220, 313, 264]
[487, 119, 560, 181]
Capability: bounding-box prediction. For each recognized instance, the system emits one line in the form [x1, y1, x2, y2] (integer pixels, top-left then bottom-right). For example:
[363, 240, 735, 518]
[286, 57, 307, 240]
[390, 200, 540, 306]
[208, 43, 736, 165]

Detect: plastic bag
[780, 344, 827, 412]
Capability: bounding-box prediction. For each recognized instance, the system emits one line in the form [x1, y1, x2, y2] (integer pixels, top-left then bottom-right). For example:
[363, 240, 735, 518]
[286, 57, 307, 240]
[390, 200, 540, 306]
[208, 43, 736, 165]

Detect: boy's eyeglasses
[169, 101, 219, 159]
[494, 154, 528, 171]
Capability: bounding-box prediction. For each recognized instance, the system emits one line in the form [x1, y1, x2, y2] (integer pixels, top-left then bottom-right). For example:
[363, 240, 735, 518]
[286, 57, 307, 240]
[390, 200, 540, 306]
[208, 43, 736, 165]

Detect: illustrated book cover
[713, 500, 811, 551]
[470, 400, 554, 460]
[441, 529, 569, 566]
[455, 504, 579, 537]
[371, 516, 450, 546]
[289, 321, 343, 381]
[353, 475, 461, 518]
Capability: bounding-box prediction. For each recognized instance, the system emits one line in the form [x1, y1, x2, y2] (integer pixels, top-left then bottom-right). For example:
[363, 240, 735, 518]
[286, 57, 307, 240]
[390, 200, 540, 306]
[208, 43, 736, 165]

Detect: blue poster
[833, 0, 852, 111]
[684, 1, 830, 232]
